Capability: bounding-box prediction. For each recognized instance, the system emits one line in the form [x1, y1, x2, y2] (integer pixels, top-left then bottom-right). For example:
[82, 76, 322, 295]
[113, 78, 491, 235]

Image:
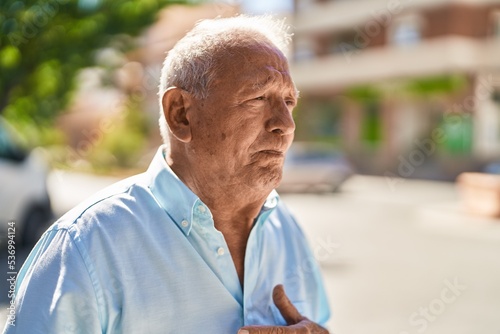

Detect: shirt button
[268, 197, 277, 207]
[217, 247, 225, 256]
[198, 205, 206, 213]
[181, 220, 189, 227]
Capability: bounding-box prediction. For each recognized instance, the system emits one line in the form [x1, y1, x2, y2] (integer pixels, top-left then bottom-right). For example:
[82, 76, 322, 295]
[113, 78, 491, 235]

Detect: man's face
[187, 40, 297, 191]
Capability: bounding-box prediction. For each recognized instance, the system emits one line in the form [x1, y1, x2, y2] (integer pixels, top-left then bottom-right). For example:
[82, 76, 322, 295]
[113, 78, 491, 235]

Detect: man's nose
[265, 101, 296, 136]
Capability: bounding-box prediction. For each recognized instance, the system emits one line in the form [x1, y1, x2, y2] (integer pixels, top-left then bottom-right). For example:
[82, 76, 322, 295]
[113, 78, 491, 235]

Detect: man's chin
[251, 168, 283, 190]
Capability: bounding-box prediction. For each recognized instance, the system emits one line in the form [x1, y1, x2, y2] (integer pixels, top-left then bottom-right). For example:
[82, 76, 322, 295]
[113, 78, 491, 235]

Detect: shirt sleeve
[302, 231, 331, 328]
[267, 202, 331, 328]
[3, 227, 102, 334]
[294, 221, 331, 327]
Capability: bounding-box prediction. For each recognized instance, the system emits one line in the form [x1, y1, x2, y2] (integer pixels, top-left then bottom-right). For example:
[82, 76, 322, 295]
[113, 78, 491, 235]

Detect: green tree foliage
[0, 0, 187, 126]
[404, 74, 468, 97]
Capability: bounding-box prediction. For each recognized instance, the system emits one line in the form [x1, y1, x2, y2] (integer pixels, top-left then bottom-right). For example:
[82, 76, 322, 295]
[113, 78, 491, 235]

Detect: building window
[493, 89, 500, 104]
[293, 37, 315, 61]
[388, 14, 423, 46]
[362, 102, 382, 147]
[328, 30, 361, 55]
[293, 98, 342, 142]
[492, 11, 500, 38]
[440, 113, 473, 155]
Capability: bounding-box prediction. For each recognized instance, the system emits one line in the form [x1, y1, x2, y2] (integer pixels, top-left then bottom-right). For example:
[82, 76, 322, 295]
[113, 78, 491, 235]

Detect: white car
[0, 118, 52, 246]
[278, 142, 354, 193]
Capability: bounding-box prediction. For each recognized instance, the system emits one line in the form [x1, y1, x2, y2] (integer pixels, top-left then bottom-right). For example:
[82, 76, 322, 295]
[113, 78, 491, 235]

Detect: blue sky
[240, 0, 294, 14]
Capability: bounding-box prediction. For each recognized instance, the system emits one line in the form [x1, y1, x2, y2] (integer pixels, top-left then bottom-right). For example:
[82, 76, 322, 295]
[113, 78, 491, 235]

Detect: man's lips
[259, 149, 284, 156]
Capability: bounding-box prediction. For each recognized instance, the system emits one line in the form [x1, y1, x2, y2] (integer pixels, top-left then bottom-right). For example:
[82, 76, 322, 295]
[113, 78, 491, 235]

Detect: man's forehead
[209, 38, 297, 93]
[249, 67, 296, 91]
[218, 38, 287, 67]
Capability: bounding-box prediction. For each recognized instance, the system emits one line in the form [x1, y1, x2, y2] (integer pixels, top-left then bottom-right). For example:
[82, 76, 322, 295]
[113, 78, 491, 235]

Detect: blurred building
[291, 0, 500, 180]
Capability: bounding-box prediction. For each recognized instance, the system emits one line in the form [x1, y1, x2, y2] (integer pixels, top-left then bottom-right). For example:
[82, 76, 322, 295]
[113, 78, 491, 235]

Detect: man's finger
[272, 284, 304, 325]
[238, 320, 329, 334]
[238, 322, 307, 334]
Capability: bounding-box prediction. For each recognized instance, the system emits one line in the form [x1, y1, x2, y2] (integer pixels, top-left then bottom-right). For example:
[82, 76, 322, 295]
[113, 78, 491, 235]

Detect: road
[284, 176, 500, 334]
[1, 172, 500, 333]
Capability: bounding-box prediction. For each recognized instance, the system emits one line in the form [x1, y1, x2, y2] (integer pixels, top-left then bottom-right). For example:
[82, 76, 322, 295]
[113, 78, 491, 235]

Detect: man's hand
[237, 284, 329, 334]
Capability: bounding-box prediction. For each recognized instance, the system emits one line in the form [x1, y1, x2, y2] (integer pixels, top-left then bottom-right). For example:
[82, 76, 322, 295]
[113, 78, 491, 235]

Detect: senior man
[5, 15, 330, 333]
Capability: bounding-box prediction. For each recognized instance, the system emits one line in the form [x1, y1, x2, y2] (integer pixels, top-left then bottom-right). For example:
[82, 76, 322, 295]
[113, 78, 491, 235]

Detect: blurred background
[1, 0, 500, 333]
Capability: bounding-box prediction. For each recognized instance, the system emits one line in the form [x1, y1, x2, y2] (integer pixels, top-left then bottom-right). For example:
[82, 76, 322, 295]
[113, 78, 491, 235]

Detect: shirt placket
[242, 193, 279, 325]
[192, 200, 243, 306]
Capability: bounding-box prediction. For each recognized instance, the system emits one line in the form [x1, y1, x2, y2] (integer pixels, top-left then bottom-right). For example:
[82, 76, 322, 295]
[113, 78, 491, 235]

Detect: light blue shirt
[5, 146, 330, 333]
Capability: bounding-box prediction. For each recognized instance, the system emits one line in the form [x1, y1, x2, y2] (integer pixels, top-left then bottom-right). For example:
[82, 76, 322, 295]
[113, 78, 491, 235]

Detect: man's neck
[166, 152, 270, 232]
[166, 148, 273, 287]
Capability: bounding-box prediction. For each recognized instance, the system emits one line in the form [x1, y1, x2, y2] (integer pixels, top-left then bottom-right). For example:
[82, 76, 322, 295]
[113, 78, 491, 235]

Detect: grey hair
[158, 15, 293, 145]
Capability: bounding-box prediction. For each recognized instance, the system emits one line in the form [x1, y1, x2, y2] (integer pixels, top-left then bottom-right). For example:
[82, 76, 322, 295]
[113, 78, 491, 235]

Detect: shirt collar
[147, 146, 198, 236]
[146, 146, 280, 235]
[258, 189, 279, 225]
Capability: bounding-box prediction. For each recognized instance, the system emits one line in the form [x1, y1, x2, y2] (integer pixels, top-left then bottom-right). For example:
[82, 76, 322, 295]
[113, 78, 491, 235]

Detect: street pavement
[283, 175, 500, 334]
[1, 171, 499, 333]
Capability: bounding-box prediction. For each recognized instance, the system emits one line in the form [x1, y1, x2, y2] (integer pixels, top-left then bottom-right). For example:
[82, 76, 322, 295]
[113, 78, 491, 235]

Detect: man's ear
[161, 87, 193, 143]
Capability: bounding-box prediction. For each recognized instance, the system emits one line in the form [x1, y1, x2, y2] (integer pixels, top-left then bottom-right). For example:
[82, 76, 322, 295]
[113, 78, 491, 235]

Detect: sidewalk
[341, 174, 500, 240]
[283, 175, 500, 334]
